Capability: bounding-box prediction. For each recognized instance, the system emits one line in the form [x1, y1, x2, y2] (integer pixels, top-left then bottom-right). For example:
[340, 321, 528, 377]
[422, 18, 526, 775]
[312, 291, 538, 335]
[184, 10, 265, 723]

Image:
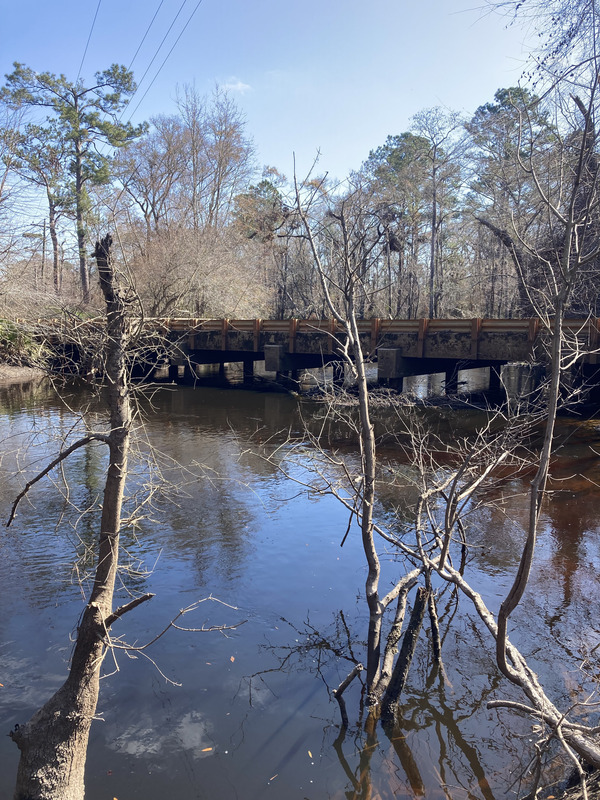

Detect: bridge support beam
[265, 344, 303, 383]
[489, 366, 502, 392]
[502, 363, 545, 411]
[332, 361, 345, 387]
[444, 368, 459, 396]
[264, 345, 292, 386]
[377, 348, 406, 391]
[264, 345, 285, 373]
[243, 357, 254, 385]
[181, 363, 196, 384]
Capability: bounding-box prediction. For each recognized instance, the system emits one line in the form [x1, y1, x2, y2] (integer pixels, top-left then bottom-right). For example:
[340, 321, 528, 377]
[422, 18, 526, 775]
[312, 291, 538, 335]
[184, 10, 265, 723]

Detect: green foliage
[1, 62, 146, 189]
[0, 320, 44, 366]
[13, 123, 72, 210]
[233, 179, 286, 242]
[363, 132, 430, 189]
[467, 87, 552, 156]
[1, 62, 147, 300]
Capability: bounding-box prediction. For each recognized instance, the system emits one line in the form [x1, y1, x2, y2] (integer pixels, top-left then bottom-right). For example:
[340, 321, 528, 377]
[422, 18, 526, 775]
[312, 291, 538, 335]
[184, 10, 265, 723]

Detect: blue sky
[1, 0, 533, 181]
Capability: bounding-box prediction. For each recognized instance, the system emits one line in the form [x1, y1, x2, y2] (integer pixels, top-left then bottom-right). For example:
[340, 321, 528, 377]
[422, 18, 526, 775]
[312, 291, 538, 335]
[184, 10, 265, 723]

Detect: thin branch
[104, 592, 155, 628]
[332, 663, 364, 728]
[6, 433, 110, 527]
[104, 596, 248, 652]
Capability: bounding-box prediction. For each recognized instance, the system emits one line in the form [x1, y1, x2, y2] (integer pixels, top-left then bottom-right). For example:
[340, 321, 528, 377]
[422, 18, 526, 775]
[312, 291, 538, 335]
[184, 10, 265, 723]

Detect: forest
[0, 2, 597, 329]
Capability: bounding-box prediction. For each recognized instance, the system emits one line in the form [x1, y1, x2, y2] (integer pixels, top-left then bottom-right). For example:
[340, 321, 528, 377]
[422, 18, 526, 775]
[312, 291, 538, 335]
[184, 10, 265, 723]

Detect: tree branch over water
[6, 433, 110, 527]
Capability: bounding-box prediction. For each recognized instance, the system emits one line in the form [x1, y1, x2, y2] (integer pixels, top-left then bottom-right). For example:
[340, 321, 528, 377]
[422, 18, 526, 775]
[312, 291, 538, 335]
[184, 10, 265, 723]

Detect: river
[1, 376, 600, 799]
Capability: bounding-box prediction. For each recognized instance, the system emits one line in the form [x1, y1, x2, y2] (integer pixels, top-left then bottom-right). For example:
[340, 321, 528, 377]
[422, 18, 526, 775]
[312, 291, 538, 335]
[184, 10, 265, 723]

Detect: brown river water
[1, 375, 600, 799]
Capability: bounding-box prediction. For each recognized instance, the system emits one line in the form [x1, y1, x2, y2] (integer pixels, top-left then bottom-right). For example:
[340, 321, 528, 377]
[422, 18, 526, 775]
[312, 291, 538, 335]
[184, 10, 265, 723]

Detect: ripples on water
[1, 378, 600, 799]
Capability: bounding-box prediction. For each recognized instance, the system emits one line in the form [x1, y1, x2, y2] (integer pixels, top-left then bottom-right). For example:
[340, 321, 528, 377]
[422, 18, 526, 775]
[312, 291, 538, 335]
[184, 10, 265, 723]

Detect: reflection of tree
[253, 610, 363, 687]
[543, 468, 600, 614]
[339, 714, 428, 799]
[0, 379, 54, 416]
[548, 500, 584, 612]
[331, 692, 500, 800]
[1, 382, 316, 608]
[398, 692, 499, 800]
[252, 598, 503, 800]
[332, 721, 379, 800]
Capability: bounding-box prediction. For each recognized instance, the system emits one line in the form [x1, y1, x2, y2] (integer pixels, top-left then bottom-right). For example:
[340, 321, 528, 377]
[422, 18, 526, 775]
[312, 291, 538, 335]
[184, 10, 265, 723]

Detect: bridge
[135, 316, 600, 395]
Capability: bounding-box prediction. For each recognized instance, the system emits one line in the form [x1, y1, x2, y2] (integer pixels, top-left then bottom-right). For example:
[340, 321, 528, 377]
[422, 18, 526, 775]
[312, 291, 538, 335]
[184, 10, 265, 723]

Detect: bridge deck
[34, 317, 600, 387]
[142, 317, 599, 366]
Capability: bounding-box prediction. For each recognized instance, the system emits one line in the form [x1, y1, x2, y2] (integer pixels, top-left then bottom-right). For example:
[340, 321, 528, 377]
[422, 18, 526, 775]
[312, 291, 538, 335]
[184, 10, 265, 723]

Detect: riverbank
[0, 364, 44, 384]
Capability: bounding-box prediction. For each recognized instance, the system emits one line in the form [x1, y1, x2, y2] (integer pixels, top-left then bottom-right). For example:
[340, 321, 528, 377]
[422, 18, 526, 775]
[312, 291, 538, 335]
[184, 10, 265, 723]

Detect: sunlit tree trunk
[47, 195, 60, 294]
[11, 234, 131, 799]
[428, 160, 438, 319]
[74, 132, 90, 305]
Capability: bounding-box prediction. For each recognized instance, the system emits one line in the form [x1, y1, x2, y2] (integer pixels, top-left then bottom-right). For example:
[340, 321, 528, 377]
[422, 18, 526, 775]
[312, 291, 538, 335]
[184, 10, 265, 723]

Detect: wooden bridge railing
[15, 317, 600, 365]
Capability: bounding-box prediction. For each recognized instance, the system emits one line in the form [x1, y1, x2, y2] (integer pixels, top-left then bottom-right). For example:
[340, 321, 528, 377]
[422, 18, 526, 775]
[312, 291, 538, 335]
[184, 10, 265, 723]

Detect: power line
[78, 0, 205, 220]
[127, 0, 167, 72]
[77, 0, 102, 81]
[95, 0, 187, 152]
[124, 0, 189, 117]
[9, 0, 206, 261]
[89, 0, 203, 214]
[126, 0, 205, 122]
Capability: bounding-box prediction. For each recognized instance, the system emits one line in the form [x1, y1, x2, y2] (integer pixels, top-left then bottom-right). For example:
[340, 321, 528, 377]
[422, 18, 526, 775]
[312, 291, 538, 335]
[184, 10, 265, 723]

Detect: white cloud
[110, 709, 214, 761]
[221, 76, 252, 94]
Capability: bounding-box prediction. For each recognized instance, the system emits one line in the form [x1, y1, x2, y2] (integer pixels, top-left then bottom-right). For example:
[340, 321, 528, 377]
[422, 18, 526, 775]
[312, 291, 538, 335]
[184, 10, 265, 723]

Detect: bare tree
[469, 84, 600, 317]
[112, 85, 262, 317]
[7, 234, 136, 798]
[287, 79, 600, 792]
[490, 0, 599, 85]
[115, 114, 188, 235]
[292, 175, 429, 714]
[175, 84, 256, 231]
[410, 107, 465, 318]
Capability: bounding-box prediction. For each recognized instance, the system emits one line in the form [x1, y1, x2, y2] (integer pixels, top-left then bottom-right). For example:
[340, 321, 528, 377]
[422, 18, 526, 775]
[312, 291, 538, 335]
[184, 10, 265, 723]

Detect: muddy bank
[0, 364, 44, 384]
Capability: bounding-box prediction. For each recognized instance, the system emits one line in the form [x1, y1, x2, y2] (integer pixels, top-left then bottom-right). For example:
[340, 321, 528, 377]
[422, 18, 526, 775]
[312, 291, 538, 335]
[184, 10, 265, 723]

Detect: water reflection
[0, 379, 599, 799]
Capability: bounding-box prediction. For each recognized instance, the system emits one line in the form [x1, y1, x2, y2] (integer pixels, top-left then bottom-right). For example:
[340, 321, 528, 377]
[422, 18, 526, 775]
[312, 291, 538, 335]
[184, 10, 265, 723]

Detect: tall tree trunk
[74, 135, 90, 304]
[429, 164, 438, 319]
[47, 196, 60, 294]
[11, 234, 130, 799]
[348, 300, 381, 695]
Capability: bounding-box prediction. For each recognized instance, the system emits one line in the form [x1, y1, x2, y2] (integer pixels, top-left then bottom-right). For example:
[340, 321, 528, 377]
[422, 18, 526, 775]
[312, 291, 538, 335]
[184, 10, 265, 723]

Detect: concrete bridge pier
[501, 363, 545, 411]
[377, 350, 453, 392]
[580, 364, 600, 406]
[264, 345, 292, 386]
[181, 362, 197, 384]
[264, 345, 287, 375]
[557, 362, 600, 408]
[377, 348, 407, 391]
[489, 366, 502, 392]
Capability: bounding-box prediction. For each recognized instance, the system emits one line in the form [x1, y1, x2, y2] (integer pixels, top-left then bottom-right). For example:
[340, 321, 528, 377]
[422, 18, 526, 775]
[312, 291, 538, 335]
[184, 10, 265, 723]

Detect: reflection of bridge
[146, 317, 600, 393]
